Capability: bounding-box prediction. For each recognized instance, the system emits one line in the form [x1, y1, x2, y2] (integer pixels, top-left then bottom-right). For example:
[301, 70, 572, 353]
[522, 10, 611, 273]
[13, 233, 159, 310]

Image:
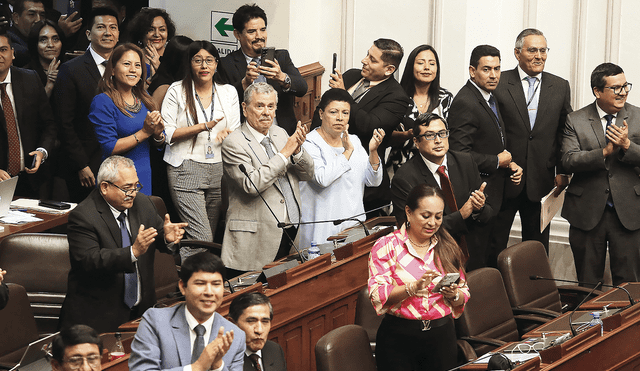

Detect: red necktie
[0, 84, 20, 176]
[436, 165, 469, 258]
[249, 353, 263, 371]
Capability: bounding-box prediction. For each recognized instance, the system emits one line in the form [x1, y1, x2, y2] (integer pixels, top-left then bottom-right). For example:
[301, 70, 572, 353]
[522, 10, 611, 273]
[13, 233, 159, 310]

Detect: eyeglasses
[604, 83, 632, 96]
[417, 130, 450, 141]
[62, 355, 102, 370]
[191, 57, 217, 66]
[523, 47, 550, 55]
[106, 181, 143, 196]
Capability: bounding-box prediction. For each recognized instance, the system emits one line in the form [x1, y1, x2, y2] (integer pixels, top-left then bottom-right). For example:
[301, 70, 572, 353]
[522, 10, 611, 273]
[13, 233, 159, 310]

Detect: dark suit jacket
[219, 49, 307, 135]
[494, 68, 572, 201]
[448, 80, 508, 213]
[391, 151, 493, 246]
[59, 189, 169, 333]
[244, 340, 287, 371]
[7, 27, 29, 67]
[53, 50, 103, 174]
[561, 102, 640, 231]
[0, 282, 7, 310]
[0, 66, 57, 196]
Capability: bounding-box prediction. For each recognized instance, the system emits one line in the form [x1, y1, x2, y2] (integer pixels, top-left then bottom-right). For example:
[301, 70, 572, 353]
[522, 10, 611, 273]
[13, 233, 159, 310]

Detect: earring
[406, 221, 411, 229]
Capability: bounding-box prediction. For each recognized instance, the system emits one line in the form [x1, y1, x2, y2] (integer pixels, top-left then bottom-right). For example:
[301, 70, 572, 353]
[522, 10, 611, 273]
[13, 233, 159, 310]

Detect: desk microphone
[566, 280, 602, 337]
[529, 275, 635, 307]
[238, 164, 306, 263]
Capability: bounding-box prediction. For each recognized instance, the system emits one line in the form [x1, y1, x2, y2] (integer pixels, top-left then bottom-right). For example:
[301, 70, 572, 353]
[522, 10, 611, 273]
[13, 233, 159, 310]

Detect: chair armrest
[178, 240, 222, 256]
[512, 307, 559, 318]
[459, 336, 506, 348]
[558, 285, 604, 297]
[513, 314, 552, 326]
[457, 339, 477, 362]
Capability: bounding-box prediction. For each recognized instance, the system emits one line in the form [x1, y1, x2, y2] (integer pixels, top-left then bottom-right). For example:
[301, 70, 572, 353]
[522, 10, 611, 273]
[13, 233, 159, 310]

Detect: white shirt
[595, 102, 619, 135]
[517, 65, 542, 100]
[245, 349, 264, 371]
[89, 44, 108, 76]
[420, 153, 449, 188]
[183, 308, 224, 371]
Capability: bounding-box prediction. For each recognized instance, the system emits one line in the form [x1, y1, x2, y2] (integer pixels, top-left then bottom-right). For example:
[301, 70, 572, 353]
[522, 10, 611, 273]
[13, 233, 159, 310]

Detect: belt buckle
[421, 320, 431, 331]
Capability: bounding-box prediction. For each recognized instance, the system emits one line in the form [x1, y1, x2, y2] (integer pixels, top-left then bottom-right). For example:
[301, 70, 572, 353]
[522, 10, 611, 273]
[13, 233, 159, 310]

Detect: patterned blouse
[368, 225, 469, 320]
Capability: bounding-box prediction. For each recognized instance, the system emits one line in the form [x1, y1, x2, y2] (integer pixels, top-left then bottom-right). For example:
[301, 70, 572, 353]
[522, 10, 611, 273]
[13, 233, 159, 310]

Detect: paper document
[540, 187, 565, 232]
[0, 210, 43, 224]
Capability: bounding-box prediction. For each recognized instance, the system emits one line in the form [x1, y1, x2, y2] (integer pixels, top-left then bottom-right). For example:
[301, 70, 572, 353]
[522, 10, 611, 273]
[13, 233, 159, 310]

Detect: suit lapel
[415, 157, 453, 214]
[170, 304, 193, 366]
[533, 72, 554, 131]
[468, 81, 504, 143]
[232, 50, 248, 79]
[10, 67, 24, 125]
[83, 51, 101, 82]
[241, 124, 270, 165]
[94, 191, 123, 248]
[446, 154, 465, 208]
[505, 70, 530, 131]
[588, 103, 606, 147]
[357, 78, 386, 108]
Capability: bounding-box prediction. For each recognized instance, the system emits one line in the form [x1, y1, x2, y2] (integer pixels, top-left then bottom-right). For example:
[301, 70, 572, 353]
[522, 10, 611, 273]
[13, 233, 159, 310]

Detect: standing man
[321, 38, 410, 215]
[51, 325, 104, 371]
[129, 252, 245, 371]
[222, 82, 313, 275]
[448, 45, 522, 268]
[561, 63, 640, 286]
[0, 30, 57, 198]
[391, 113, 492, 270]
[229, 292, 286, 371]
[7, 0, 44, 66]
[493, 28, 572, 254]
[219, 3, 306, 135]
[59, 156, 187, 333]
[53, 7, 119, 203]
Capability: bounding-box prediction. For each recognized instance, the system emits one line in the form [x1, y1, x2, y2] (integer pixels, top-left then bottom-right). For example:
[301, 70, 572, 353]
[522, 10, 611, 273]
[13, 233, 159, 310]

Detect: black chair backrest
[315, 324, 376, 371]
[0, 283, 39, 359]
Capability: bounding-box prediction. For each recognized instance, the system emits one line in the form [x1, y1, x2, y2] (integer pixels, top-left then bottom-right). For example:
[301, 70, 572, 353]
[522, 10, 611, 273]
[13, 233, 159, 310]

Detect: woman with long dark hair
[369, 184, 469, 371]
[89, 43, 164, 196]
[27, 20, 65, 98]
[161, 41, 240, 261]
[148, 35, 193, 105]
[128, 7, 176, 78]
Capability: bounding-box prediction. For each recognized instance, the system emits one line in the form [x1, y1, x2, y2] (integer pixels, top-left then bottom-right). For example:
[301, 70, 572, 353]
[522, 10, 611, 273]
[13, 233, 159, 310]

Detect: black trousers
[376, 314, 457, 371]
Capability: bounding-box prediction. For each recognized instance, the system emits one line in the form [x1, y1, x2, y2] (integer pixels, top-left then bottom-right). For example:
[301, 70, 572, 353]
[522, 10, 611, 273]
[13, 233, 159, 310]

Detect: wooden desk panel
[581, 282, 640, 310]
[0, 211, 68, 242]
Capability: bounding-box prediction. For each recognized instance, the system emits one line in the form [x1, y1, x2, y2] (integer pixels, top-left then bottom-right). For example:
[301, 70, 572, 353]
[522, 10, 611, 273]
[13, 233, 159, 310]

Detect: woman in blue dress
[89, 43, 165, 195]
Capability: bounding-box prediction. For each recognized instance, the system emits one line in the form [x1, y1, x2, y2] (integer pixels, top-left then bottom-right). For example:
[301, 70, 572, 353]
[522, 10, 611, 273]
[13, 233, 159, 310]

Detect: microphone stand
[567, 281, 602, 337]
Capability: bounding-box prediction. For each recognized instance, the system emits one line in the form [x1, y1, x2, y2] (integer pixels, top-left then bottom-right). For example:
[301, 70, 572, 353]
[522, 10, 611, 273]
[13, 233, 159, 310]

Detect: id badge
[205, 141, 215, 159]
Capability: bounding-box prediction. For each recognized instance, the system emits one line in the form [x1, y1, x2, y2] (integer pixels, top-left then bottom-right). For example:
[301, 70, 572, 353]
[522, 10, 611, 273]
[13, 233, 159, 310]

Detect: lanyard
[525, 78, 540, 107]
[195, 85, 215, 123]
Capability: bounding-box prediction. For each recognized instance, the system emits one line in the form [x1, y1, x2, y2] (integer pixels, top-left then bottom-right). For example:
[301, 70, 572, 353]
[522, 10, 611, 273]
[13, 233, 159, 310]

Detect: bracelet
[371, 162, 380, 166]
[153, 133, 165, 143]
[133, 133, 139, 143]
[405, 282, 416, 297]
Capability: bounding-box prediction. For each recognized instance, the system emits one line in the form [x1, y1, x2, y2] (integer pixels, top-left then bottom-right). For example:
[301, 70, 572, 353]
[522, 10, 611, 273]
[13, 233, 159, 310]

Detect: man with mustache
[221, 82, 313, 276]
[229, 292, 286, 371]
[561, 62, 640, 286]
[59, 155, 187, 333]
[219, 3, 306, 136]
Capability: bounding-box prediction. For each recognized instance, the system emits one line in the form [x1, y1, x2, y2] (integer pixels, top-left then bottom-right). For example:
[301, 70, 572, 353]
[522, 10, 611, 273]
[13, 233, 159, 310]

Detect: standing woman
[128, 8, 176, 79]
[27, 20, 64, 98]
[148, 35, 193, 106]
[161, 41, 240, 261]
[369, 184, 469, 371]
[89, 43, 164, 196]
[299, 88, 385, 248]
[388, 45, 454, 170]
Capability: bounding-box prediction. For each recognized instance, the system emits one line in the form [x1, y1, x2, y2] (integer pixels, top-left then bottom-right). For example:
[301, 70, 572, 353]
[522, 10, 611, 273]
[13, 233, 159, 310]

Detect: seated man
[51, 325, 103, 371]
[129, 252, 245, 371]
[229, 292, 286, 371]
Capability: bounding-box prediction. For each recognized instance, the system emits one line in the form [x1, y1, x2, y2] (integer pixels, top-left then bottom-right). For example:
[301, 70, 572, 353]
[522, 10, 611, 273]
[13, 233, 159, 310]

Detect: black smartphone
[29, 154, 37, 168]
[39, 200, 71, 210]
[260, 47, 275, 65]
[332, 53, 337, 73]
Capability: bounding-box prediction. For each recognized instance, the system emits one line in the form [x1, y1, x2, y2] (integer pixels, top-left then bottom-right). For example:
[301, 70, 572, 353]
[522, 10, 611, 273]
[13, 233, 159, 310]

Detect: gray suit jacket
[129, 303, 246, 371]
[243, 340, 286, 371]
[561, 102, 640, 231]
[221, 123, 314, 271]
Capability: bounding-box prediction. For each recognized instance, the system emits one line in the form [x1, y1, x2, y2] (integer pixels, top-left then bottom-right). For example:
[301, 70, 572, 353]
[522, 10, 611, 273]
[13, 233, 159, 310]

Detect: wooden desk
[581, 282, 640, 310]
[0, 211, 68, 242]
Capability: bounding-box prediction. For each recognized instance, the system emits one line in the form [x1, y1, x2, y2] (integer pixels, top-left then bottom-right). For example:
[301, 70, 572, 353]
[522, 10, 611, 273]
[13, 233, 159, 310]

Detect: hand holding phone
[431, 273, 460, 293]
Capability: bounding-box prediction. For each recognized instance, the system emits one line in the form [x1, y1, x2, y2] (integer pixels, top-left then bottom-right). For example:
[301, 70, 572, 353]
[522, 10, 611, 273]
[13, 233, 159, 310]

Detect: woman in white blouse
[299, 88, 385, 248]
[161, 40, 240, 261]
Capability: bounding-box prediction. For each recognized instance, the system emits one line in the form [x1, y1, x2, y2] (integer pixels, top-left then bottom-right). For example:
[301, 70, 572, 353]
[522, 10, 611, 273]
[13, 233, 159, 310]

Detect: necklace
[124, 93, 142, 113]
[408, 235, 431, 248]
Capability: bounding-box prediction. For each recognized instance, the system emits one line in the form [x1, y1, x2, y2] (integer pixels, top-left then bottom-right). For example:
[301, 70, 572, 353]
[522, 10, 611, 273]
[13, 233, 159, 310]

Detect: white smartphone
[431, 273, 460, 293]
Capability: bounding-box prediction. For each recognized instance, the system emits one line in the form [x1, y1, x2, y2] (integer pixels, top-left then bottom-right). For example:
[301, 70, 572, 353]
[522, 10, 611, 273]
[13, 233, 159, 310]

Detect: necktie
[191, 324, 206, 364]
[436, 165, 468, 258]
[117, 212, 138, 308]
[260, 137, 300, 224]
[251, 57, 267, 83]
[604, 114, 614, 144]
[487, 95, 504, 145]
[249, 353, 263, 371]
[525, 76, 538, 129]
[1, 84, 20, 176]
[351, 79, 370, 103]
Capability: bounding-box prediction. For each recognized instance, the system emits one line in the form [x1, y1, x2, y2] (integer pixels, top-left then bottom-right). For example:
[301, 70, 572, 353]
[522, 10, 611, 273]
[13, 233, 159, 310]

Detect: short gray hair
[96, 155, 135, 184]
[244, 82, 278, 105]
[515, 28, 546, 50]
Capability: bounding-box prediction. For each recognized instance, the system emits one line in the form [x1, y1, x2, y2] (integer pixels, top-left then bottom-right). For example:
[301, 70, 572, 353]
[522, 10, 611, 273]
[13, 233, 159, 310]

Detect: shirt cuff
[212, 361, 224, 371]
[291, 148, 304, 164]
[130, 247, 138, 262]
[276, 152, 289, 165]
[496, 155, 500, 169]
[36, 147, 48, 163]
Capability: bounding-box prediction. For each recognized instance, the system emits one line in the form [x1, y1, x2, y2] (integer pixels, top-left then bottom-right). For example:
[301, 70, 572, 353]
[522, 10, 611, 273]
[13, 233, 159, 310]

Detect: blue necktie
[604, 114, 614, 144]
[251, 57, 267, 83]
[488, 95, 504, 145]
[261, 137, 300, 224]
[191, 324, 206, 363]
[526, 76, 539, 129]
[117, 212, 138, 308]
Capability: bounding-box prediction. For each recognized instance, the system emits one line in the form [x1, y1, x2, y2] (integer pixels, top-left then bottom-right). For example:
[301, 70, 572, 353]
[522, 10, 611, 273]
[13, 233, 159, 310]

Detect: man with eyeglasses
[51, 325, 103, 371]
[59, 155, 187, 333]
[492, 28, 573, 259]
[391, 113, 493, 270]
[561, 62, 640, 286]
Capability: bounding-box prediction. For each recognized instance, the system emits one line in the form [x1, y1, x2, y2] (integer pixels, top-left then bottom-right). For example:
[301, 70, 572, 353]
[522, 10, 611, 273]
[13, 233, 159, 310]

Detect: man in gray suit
[493, 28, 572, 254]
[221, 82, 314, 275]
[561, 62, 640, 286]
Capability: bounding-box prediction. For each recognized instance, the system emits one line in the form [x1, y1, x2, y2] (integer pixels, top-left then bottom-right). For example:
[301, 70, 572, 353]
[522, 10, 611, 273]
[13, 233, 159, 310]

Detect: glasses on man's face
[524, 47, 549, 55]
[604, 83, 632, 96]
[106, 181, 143, 196]
[191, 57, 217, 66]
[417, 130, 450, 141]
[63, 355, 102, 370]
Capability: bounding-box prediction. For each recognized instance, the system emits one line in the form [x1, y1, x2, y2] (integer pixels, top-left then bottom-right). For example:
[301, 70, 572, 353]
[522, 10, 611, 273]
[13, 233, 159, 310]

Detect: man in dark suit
[448, 44, 522, 268]
[561, 63, 640, 286]
[54, 7, 119, 203]
[59, 156, 187, 333]
[7, 0, 45, 67]
[0, 31, 56, 198]
[493, 28, 572, 254]
[229, 292, 286, 371]
[391, 113, 493, 270]
[219, 4, 306, 136]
